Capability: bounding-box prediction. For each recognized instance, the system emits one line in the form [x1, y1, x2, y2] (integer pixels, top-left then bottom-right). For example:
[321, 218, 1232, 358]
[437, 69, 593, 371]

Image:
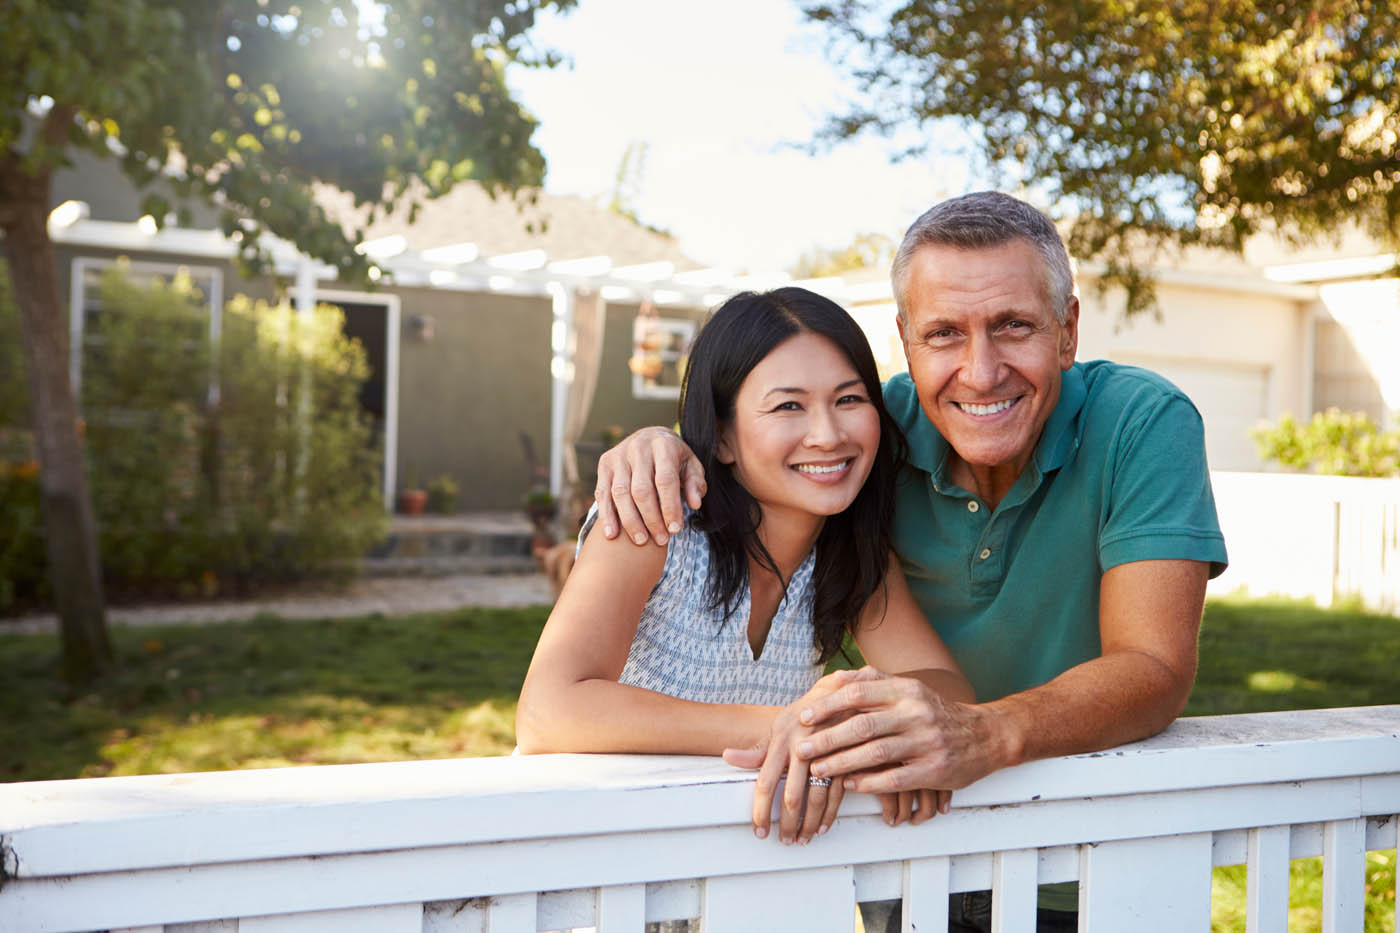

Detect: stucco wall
[1075, 279, 1312, 470]
[392, 288, 552, 511]
[572, 301, 710, 486]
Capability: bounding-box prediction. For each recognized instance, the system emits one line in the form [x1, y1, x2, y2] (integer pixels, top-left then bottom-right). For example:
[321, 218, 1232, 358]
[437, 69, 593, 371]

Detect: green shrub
[426, 474, 460, 513]
[1252, 408, 1400, 477]
[0, 260, 387, 606]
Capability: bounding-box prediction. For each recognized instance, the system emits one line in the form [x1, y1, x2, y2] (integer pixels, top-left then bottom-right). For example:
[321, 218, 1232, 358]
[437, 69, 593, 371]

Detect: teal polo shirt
[885, 360, 1229, 705]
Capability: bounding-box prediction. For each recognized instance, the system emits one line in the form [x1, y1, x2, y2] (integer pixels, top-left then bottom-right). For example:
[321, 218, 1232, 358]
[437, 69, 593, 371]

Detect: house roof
[313, 182, 703, 271]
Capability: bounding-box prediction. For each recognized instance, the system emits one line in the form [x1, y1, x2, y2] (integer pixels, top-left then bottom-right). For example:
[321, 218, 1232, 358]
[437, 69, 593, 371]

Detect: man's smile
[953, 396, 1023, 417]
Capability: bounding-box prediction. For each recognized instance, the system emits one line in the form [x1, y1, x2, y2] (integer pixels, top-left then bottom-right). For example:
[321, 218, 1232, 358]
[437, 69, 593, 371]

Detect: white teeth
[794, 462, 848, 475]
[958, 399, 1016, 416]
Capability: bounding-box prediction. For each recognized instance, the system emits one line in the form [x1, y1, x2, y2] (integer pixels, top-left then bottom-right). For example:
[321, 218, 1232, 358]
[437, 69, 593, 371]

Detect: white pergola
[47, 205, 894, 509]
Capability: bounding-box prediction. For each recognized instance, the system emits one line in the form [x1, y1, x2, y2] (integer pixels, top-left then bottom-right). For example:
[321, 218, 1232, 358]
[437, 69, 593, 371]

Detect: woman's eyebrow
[761, 386, 809, 400]
[762, 378, 863, 401]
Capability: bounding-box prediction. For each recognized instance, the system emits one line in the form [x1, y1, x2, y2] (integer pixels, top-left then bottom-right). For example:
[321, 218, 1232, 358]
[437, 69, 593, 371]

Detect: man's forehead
[904, 241, 1053, 317]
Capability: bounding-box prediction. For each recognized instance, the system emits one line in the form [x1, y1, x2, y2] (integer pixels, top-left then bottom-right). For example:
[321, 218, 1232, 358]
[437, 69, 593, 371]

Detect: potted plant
[427, 474, 460, 514]
[397, 467, 427, 515]
[523, 485, 556, 530]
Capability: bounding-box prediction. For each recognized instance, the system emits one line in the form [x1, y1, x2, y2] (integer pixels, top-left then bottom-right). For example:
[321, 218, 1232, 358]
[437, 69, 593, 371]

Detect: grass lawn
[2, 594, 1397, 930]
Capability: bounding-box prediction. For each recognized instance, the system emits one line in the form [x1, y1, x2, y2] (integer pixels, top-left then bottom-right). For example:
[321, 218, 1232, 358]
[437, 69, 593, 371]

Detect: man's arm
[794, 558, 1209, 791]
[593, 427, 706, 546]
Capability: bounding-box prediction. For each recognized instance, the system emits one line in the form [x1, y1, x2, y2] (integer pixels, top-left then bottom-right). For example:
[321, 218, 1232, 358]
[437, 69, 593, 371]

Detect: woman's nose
[805, 407, 844, 448]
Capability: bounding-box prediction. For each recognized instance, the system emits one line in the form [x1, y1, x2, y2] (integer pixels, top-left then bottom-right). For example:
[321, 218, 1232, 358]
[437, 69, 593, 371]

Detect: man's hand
[593, 427, 706, 546]
[796, 667, 1011, 794]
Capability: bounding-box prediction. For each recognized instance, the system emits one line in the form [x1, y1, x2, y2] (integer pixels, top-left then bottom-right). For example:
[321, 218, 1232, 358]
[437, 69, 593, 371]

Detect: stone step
[362, 512, 543, 578]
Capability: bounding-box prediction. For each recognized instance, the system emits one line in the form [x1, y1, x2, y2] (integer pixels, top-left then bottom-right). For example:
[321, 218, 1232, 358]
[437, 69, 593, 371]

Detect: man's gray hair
[891, 191, 1074, 324]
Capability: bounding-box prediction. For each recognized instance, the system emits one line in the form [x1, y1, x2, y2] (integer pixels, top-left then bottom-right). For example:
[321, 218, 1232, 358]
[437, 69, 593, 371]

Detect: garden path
[0, 572, 554, 636]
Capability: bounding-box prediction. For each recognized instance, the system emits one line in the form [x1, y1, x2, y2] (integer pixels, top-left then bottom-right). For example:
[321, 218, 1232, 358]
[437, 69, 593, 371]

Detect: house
[39, 149, 878, 515]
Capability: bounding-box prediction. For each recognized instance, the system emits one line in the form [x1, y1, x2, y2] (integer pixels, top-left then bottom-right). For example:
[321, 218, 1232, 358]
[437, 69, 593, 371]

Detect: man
[593, 191, 1227, 930]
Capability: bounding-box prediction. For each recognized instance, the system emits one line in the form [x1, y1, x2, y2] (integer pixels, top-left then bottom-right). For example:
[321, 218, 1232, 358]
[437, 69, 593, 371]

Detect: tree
[790, 231, 895, 279]
[0, 0, 572, 684]
[805, 1, 1400, 312]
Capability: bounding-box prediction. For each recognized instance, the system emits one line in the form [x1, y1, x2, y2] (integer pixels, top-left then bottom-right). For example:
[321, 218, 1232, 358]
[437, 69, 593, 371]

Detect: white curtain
[561, 289, 606, 528]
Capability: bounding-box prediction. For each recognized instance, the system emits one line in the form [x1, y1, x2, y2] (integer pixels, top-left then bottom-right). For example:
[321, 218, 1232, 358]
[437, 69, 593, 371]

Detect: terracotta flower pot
[397, 489, 428, 515]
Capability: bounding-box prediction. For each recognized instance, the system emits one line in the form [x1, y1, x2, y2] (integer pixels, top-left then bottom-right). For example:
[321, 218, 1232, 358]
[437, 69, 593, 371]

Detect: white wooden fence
[1210, 472, 1400, 613]
[2, 706, 1397, 932]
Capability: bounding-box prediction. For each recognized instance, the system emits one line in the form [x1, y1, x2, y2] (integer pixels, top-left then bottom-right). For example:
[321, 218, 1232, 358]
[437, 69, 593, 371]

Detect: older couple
[586, 191, 1227, 930]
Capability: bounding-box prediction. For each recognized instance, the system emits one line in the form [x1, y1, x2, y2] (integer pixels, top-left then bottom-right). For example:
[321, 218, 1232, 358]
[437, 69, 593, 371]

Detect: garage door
[1112, 356, 1271, 472]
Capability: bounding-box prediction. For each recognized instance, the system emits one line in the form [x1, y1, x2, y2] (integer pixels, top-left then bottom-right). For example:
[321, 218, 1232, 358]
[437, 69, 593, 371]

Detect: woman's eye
[837, 394, 868, 405]
[773, 401, 802, 412]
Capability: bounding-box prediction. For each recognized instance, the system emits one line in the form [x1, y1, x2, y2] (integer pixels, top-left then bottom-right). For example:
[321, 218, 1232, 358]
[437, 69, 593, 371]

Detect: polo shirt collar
[904, 363, 1087, 494]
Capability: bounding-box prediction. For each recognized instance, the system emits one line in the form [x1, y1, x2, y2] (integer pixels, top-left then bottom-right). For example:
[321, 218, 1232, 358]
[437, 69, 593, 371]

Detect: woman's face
[718, 332, 881, 524]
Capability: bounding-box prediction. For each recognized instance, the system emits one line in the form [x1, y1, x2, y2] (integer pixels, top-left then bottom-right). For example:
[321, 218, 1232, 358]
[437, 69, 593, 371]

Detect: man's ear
[1058, 296, 1080, 370]
[716, 423, 736, 464]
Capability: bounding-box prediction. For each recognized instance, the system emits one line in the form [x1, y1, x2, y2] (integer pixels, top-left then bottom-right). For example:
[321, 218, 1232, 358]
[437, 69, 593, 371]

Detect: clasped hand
[723, 668, 959, 844]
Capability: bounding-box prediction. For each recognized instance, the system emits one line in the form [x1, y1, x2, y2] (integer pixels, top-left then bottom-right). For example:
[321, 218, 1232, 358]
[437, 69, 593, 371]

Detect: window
[69, 257, 223, 403]
[629, 316, 694, 400]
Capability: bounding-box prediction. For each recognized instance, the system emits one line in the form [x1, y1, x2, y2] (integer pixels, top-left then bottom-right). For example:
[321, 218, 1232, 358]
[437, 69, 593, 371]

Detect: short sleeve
[1098, 392, 1229, 577]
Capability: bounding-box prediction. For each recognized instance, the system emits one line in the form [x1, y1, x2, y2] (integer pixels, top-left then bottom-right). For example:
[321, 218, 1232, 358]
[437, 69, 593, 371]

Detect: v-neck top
[583, 507, 823, 706]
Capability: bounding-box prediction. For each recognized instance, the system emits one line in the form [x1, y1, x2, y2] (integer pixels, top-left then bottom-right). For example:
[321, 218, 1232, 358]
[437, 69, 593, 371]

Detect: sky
[503, 0, 979, 274]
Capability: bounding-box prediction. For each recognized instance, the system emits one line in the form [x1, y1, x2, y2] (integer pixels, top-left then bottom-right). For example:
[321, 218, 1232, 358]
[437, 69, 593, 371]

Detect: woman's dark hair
[679, 287, 906, 663]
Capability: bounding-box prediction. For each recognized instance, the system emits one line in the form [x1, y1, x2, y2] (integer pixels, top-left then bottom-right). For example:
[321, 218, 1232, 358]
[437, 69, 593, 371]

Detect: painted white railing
[1210, 472, 1400, 613]
[2, 706, 1397, 933]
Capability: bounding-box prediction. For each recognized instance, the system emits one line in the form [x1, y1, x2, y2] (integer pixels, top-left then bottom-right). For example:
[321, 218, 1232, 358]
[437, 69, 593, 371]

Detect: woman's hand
[722, 670, 863, 844]
[876, 788, 951, 827]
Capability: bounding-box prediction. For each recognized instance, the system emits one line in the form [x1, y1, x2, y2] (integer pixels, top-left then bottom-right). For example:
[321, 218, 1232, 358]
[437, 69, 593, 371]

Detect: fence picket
[1322, 817, 1365, 933]
[597, 883, 646, 932]
[1245, 825, 1291, 933]
[991, 849, 1037, 933]
[486, 893, 536, 932]
[901, 856, 950, 932]
[703, 867, 854, 933]
[1080, 833, 1212, 931]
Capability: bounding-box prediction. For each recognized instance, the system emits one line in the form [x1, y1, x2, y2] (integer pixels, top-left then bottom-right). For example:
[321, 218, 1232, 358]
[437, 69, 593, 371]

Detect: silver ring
[808, 776, 832, 788]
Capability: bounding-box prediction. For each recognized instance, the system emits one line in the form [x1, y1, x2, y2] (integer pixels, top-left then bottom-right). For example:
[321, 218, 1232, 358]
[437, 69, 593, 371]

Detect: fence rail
[1210, 471, 1400, 613]
[2, 706, 1397, 932]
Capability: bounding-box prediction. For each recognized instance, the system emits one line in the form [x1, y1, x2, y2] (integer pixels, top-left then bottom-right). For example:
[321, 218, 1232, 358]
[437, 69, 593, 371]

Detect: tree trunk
[0, 118, 112, 685]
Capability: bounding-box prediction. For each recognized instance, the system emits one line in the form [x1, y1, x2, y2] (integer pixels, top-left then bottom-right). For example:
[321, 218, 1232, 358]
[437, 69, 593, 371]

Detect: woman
[516, 287, 973, 845]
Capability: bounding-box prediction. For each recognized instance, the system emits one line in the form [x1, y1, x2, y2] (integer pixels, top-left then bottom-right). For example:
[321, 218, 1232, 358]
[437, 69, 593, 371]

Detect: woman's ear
[716, 423, 736, 464]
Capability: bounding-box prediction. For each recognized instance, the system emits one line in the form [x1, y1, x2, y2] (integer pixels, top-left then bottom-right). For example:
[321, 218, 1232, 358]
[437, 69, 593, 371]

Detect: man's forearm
[980, 648, 1195, 770]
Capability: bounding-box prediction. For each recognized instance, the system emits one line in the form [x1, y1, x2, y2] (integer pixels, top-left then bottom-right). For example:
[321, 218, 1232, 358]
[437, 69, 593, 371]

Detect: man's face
[897, 239, 1079, 487]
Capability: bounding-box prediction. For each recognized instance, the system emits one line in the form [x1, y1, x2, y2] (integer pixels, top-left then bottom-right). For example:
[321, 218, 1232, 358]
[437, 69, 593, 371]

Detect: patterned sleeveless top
[581, 507, 823, 706]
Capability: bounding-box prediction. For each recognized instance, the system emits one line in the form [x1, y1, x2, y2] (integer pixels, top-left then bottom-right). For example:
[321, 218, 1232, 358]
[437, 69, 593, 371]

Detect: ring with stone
[807, 776, 832, 788]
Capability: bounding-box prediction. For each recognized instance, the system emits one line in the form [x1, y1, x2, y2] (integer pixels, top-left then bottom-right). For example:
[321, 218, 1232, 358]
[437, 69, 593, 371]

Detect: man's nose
[961, 333, 1002, 391]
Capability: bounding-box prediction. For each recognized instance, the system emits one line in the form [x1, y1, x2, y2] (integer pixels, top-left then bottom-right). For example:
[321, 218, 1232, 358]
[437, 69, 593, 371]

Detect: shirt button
[979, 548, 992, 560]
[967, 501, 980, 513]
